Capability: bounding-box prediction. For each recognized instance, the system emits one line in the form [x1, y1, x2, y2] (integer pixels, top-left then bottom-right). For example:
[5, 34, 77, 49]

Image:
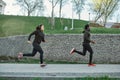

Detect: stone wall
[0, 34, 120, 63]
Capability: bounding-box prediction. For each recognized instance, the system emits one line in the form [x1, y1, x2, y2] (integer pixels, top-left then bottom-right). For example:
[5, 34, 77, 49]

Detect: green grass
[33, 77, 119, 80]
[0, 15, 88, 37]
[64, 77, 119, 80]
[0, 15, 120, 37]
[91, 27, 120, 34]
[0, 77, 119, 80]
[1, 56, 120, 64]
[0, 56, 80, 64]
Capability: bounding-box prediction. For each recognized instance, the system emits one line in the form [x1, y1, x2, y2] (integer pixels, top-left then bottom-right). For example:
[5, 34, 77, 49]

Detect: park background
[0, 0, 120, 79]
[0, 0, 120, 64]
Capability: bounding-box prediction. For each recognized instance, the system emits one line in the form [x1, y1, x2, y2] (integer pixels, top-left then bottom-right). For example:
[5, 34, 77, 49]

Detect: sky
[2, 0, 93, 20]
[3, 0, 20, 15]
[2, 0, 120, 22]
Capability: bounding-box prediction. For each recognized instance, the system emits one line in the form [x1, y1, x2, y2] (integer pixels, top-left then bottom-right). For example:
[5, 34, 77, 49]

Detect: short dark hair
[82, 24, 89, 33]
[84, 24, 89, 30]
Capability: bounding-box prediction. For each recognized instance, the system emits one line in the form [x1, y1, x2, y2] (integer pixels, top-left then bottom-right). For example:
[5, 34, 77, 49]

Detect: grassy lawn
[1, 56, 120, 64]
[0, 15, 120, 37]
[0, 77, 119, 80]
[33, 77, 120, 80]
[0, 15, 87, 37]
[90, 27, 120, 34]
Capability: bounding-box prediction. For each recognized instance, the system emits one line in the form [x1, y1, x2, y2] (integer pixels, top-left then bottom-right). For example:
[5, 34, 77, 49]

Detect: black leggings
[74, 43, 93, 64]
[23, 43, 44, 64]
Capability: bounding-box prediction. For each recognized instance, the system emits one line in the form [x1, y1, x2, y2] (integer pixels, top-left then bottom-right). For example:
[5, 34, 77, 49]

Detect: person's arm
[84, 31, 95, 44]
[41, 34, 45, 42]
[38, 31, 45, 42]
[28, 31, 35, 41]
[91, 40, 95, 44]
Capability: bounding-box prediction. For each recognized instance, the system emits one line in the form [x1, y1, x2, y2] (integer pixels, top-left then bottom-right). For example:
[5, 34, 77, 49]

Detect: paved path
[0, 64, 120, 78]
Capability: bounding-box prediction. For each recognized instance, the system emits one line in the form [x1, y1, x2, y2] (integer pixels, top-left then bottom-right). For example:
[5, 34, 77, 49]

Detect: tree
[58, 0, 68, 18]
[48, 0, 60, 29]
[16, 0, 44, 16]
[33, 0, 45, 16]
[91, 0, 119, 26]
[73, 0, 85, 20]
[58, 0, 68, 27]
[90, 0, 104, 22]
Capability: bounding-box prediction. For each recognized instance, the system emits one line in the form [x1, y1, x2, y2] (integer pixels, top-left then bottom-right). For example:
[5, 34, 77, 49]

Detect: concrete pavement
[0, 64, 120, 78]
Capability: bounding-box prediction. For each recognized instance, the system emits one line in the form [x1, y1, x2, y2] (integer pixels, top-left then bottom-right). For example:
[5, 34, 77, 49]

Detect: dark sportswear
[74, 30, 93, 64]
[23, 30, 45, 64]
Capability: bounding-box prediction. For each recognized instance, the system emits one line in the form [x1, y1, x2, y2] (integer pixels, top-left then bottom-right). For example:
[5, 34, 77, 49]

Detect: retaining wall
[0, 34, 120, 63]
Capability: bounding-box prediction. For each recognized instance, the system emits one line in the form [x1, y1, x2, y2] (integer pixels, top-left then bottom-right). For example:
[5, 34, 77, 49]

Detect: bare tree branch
[73, 0, 85, 19]
[16, 0, 44, 16]
[48, 0, 60, 29]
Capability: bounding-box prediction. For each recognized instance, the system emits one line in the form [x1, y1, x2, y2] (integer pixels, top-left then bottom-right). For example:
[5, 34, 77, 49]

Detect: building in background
[0, 0, 6, 14]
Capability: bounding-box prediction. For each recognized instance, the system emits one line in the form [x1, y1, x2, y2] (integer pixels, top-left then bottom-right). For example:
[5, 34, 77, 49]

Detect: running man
[70, 24, 96, 66]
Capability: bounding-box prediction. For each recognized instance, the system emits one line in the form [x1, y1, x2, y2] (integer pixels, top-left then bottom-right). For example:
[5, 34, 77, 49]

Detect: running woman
[18, 24, 46, 67]
[70, 24, 96, 66]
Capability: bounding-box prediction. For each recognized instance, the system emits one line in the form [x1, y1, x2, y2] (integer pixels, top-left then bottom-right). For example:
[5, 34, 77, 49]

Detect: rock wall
[0, 34, 120, 63]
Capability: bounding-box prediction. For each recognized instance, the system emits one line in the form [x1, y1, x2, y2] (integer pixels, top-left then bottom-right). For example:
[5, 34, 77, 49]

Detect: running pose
[18, 24, 46, 67]
[70, 24, 96, 66]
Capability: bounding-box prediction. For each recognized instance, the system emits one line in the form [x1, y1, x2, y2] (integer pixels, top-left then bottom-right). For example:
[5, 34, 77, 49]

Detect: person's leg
[33, 43, 44, 64]
[74, 50, 84, 56]
[18, 48, 37, 59]
[87, 44, 93, 64]
[35, 44, 46, 67]
[82, 44, 87, 56]
[23, 48, 37, 57]
[70, 44, 87, 56]
[85, 44, 95, 66]
[37, 47, 43, 64]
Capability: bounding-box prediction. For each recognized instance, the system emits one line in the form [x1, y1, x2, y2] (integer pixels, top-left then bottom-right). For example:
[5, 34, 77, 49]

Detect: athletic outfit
[72, 30, 94, 65]
[23, 29, 45, 64]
